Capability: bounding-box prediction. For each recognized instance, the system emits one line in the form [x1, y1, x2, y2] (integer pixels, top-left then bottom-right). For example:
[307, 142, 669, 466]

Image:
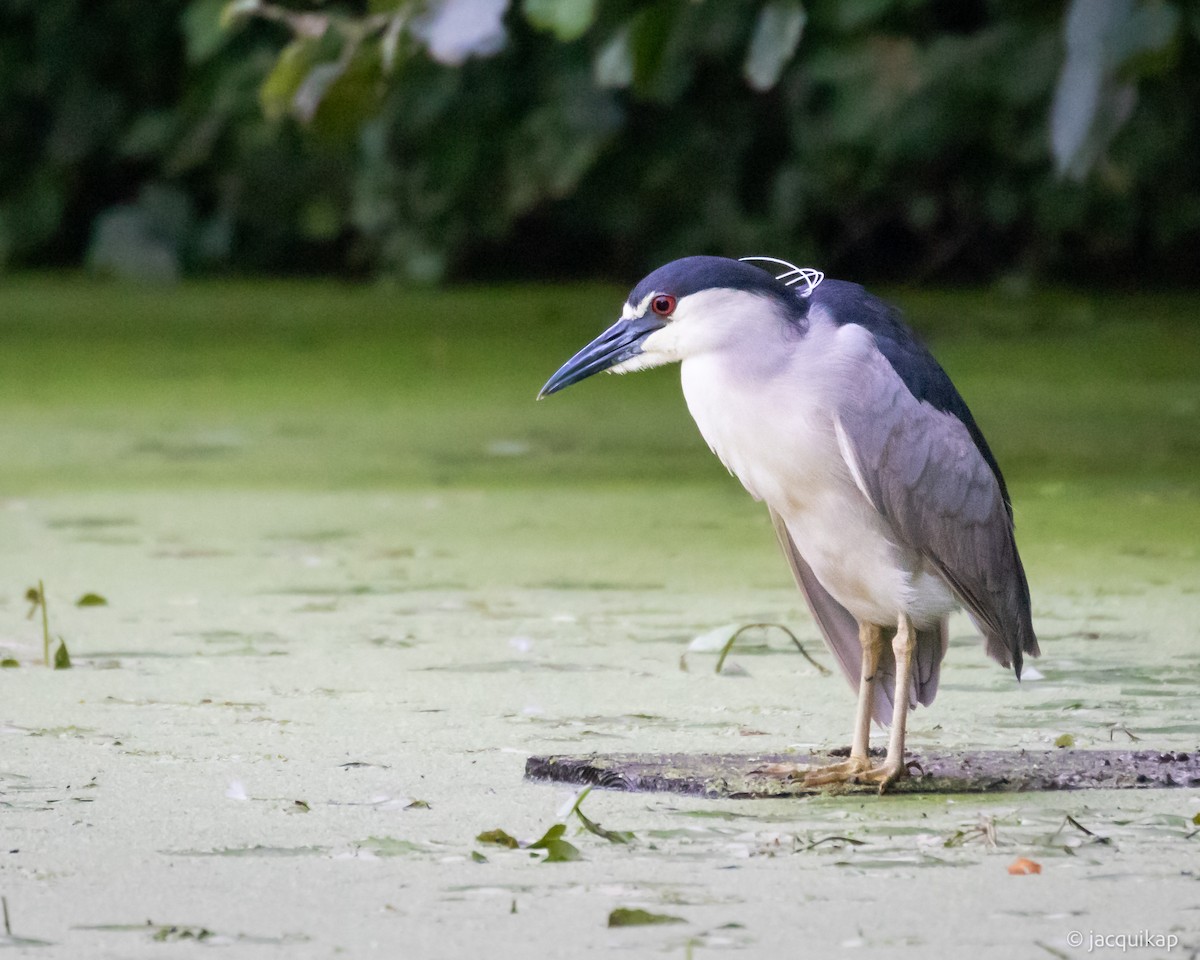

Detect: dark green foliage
[0, 0, 1197, 284]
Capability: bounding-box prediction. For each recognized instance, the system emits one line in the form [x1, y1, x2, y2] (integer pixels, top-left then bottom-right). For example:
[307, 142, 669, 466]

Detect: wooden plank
[525, 749, 1200, 797]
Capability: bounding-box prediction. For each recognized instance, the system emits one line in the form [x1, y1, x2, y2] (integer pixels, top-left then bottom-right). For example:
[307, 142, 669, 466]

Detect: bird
[538, 255, 1039, 791]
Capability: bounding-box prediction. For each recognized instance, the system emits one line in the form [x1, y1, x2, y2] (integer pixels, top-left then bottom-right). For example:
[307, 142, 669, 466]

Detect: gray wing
[769, 508, 948, 726]
[834, 350, 1039, 675]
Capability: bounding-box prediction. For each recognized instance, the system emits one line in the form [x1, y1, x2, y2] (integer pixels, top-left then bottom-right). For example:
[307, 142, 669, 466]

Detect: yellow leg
[859, 613, 915, 793]
[802, 622, 884, 786]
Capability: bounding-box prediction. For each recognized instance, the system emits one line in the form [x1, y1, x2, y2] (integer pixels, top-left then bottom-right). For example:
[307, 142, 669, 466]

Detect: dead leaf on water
[476, 829, 519, 849]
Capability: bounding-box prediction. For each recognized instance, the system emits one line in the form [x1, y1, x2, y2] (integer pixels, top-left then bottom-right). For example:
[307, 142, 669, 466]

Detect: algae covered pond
[0, 278, 1198, 957]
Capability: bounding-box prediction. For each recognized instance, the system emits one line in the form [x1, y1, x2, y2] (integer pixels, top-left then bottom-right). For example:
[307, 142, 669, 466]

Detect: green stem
[39, 579, 50, 667]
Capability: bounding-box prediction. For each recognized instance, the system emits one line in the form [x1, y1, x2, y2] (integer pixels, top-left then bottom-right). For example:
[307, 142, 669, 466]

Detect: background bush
[1, 0, 1196, 285]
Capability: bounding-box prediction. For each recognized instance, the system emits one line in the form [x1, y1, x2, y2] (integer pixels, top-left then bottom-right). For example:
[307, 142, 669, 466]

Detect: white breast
[679, 318, 954, 628]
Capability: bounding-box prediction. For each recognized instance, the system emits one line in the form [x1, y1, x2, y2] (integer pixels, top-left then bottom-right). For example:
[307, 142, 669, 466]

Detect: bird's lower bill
[538, 314, 667, 398]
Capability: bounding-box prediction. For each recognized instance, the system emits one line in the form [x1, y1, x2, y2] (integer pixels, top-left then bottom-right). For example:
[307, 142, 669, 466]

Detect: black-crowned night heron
[539, 255, 1039, 790]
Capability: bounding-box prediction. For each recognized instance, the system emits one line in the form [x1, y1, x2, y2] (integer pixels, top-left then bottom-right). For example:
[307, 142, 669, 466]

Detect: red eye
[651, 294, 676, 316]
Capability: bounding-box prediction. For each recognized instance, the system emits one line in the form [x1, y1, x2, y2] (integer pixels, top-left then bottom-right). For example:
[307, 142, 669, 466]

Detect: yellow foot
[755, 757, 912, 793]
[855, 759, 908, 794]
[800, 756, 873, 787]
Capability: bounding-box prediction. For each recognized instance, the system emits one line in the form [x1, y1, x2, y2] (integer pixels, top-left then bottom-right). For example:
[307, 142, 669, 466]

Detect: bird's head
[538, 255, 818, 398]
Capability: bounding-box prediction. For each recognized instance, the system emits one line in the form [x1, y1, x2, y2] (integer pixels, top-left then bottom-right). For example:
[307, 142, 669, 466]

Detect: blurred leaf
[307, 45, 386, 141]
[53, 639, 71, 670]
[523, 0, 596, 42]
[743, 0, 806, 92]
[608, 908, 685, 927]
[119, 112, 176, 159]
[593, 25, 633, 88]
[219, 0, 260, 29]
[87, 208, 179, 283]
[86, 183, 195, 283]
[1117, 0, 1181, 76]
[412, 0, 509, 65]
[0, 658, 18, 668]
[825, 0, 900, 32]
[0, 172, 66, 261]
[75, 593, 108, 607]
[183, 0, 231, 64]
[1050, 0, 1180, 180]
[294, 61, 349, 125]
[627, 3, 678, 98]
[260, 39, 321, 123]
[1055, 733, 1076, 748]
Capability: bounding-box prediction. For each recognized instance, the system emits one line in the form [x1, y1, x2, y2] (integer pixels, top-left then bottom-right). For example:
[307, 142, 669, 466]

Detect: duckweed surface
[0, 279, 1197, 957]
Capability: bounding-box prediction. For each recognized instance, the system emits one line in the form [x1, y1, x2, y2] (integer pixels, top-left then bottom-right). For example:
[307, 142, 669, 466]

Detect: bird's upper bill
[537, 312, 667, 398]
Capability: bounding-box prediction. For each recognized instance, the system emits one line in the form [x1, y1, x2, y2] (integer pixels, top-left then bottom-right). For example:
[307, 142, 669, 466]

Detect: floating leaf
[0, 658, 18, 668]
[476, 829, 520, 849]
[807, 835, 867, 850]
[1055, 733, 1076, 748]
[563, 789, 634, 844]
[53, 639, 71, 670]
[286, 800, 310, 814]
[76, 593, 108, 607]
[357, 836, 425, 857]
[153, 926, 213, 942]
[608, 907, 685, 927]
[405, 799, 431, 810]
[527, 823, 582, 862]
[1007, 857, 1042, 875]
[470, 850, 488, 863]
[576, 807, 635, 845]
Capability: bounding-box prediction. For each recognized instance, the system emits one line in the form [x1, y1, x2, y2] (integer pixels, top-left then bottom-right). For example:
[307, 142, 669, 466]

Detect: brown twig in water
[1055, 814, 1111, 845]
[715, 623, 832, 676]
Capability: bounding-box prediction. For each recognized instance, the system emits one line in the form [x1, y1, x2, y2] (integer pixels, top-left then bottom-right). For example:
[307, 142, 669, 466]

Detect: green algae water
[0, 277, 1196, 957]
